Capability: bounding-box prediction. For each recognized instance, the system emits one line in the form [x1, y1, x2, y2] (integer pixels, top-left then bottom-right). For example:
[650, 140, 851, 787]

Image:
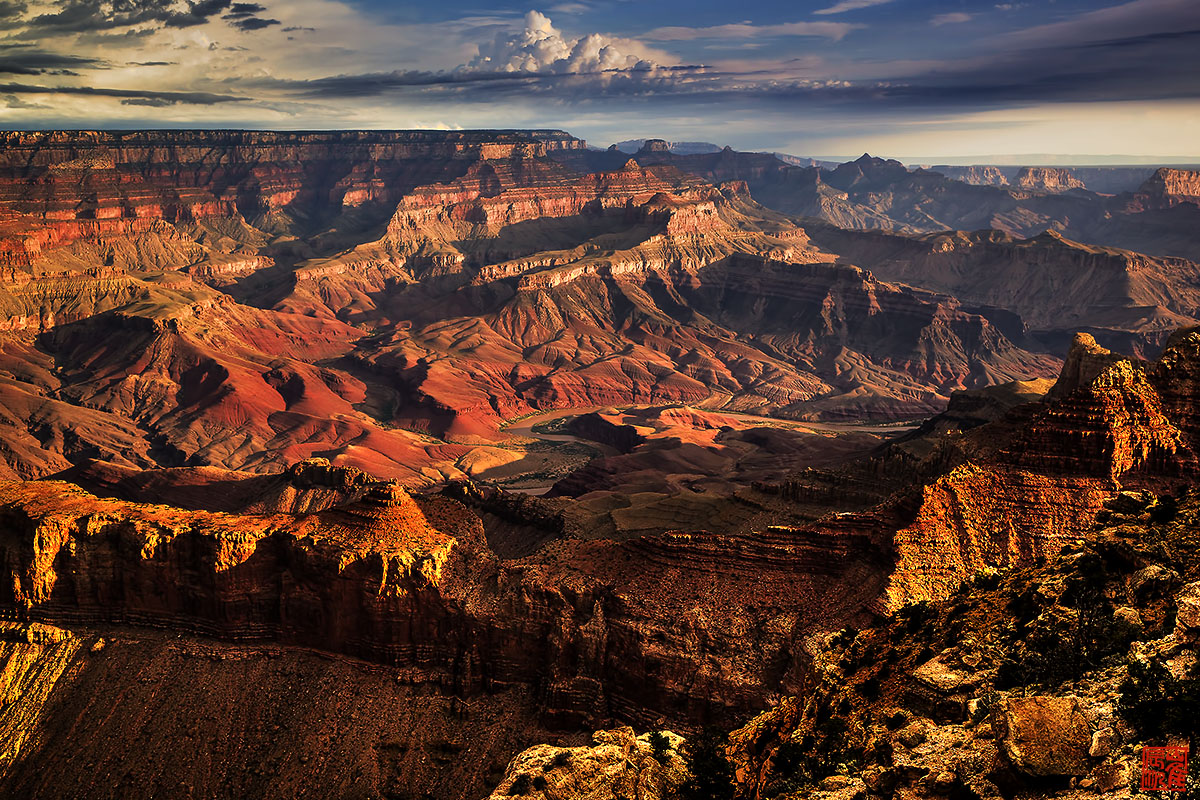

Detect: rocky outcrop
[0, 129, 584, 270]
[725, 489, 1200, 800]
[0, 474, 892, 743]
[1048, 333, 1131, 399]
[1137, 168, 1200, 207]
[483, 728, 688, 800]
[934, 165, 1010, 187]
[1014, 167, 1086, 193]
[783, 325, 1200, 612]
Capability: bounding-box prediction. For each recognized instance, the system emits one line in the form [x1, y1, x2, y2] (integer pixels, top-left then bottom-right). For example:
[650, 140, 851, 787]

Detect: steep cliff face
[758, 327, 1200, 613]
[0, 620, 559, 800]
[876, 329, 1200, 608]
[1137, 167, 1200, 207]
[0, 130, 579, 228]
[0, 474, 894, 740]
[932, 165, 1011, 186]
[1013, 167, 1086, 193]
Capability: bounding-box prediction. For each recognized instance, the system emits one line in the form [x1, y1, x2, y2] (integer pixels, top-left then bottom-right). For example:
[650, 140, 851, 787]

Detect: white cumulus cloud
[464, 10, 671, 74]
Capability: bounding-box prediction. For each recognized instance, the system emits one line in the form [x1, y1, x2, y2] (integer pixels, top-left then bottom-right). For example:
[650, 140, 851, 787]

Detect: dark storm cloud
[0, 81, 248, 104]
[262, 64, 711, 102]
[887, 27, 1200, 107]
[227, 15, 278, 30]
[0, 0, 28, 22]
[24, 0, 283, 32]
[27, 0, 234, 32]
[0, 46, 106, 75]
[221, 1, 276, 30]
[223, 2, 265, 17]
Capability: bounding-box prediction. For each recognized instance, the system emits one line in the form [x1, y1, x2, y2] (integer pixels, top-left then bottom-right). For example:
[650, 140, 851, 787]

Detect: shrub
[896, 601, 936, 634]
[681, 727, 735, 800]
[1118, 658, 1200, 745]
[1149, 495, 1179, 525]
[648, 731, 671, 763]
[972, 567, 1001, 590]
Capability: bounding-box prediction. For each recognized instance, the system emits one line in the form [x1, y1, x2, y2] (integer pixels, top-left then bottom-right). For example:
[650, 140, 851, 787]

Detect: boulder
[996, 696, 1092, 776]
[1089, 727, 1117, 758]
[1091, 757, 1136, 794]
[912, 653, 982, 694]
[484, 727, 689, 800]
[1174, 581, 1200, 641]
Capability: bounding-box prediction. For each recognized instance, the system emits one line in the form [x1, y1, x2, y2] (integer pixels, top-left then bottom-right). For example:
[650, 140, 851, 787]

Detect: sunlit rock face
[0, 130, 1072, 483]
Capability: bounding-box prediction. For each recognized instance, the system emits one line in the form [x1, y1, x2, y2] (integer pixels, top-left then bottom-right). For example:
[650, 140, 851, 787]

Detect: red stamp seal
[1141, 745, 1189, 791]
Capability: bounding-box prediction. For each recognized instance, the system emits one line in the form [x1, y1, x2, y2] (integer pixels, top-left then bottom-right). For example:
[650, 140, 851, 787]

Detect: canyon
[1, 129, 1199, 799]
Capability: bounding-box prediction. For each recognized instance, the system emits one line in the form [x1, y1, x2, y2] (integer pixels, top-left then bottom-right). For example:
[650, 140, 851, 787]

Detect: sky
[1, 0, 1198, 160]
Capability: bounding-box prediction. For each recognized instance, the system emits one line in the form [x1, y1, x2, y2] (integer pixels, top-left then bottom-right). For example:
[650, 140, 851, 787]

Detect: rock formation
[551, 145, 1200, 260]
[721, 487, 1200, 800]
[1138, 168, 1200, 207]
[1014, 166, 1086, 193]
[483, 728, 688, 800]
[0, 130, 1077, 482]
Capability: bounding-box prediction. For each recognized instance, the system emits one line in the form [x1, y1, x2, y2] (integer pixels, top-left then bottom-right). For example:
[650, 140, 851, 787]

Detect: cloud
[267, 63, 715, 102]
[227, 16, 278, 30]
[931, 13, 971, 26]
[25, 0, 234, 32]
[643, 21, 860, 42]
[464, 11, 669, 74]
[993, 0, 1199, 48]
[120, 97, 174, 106]
[24, 0, 284, 33]
[224, 1, 266, 16]
[0, 48, 106, 75]
[222, 1, 277, 30]
[0, 0, 28, 26]
[0, 81, 248, 104]
[2, 92, 47, 109]
[813, 0, 893, 16]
